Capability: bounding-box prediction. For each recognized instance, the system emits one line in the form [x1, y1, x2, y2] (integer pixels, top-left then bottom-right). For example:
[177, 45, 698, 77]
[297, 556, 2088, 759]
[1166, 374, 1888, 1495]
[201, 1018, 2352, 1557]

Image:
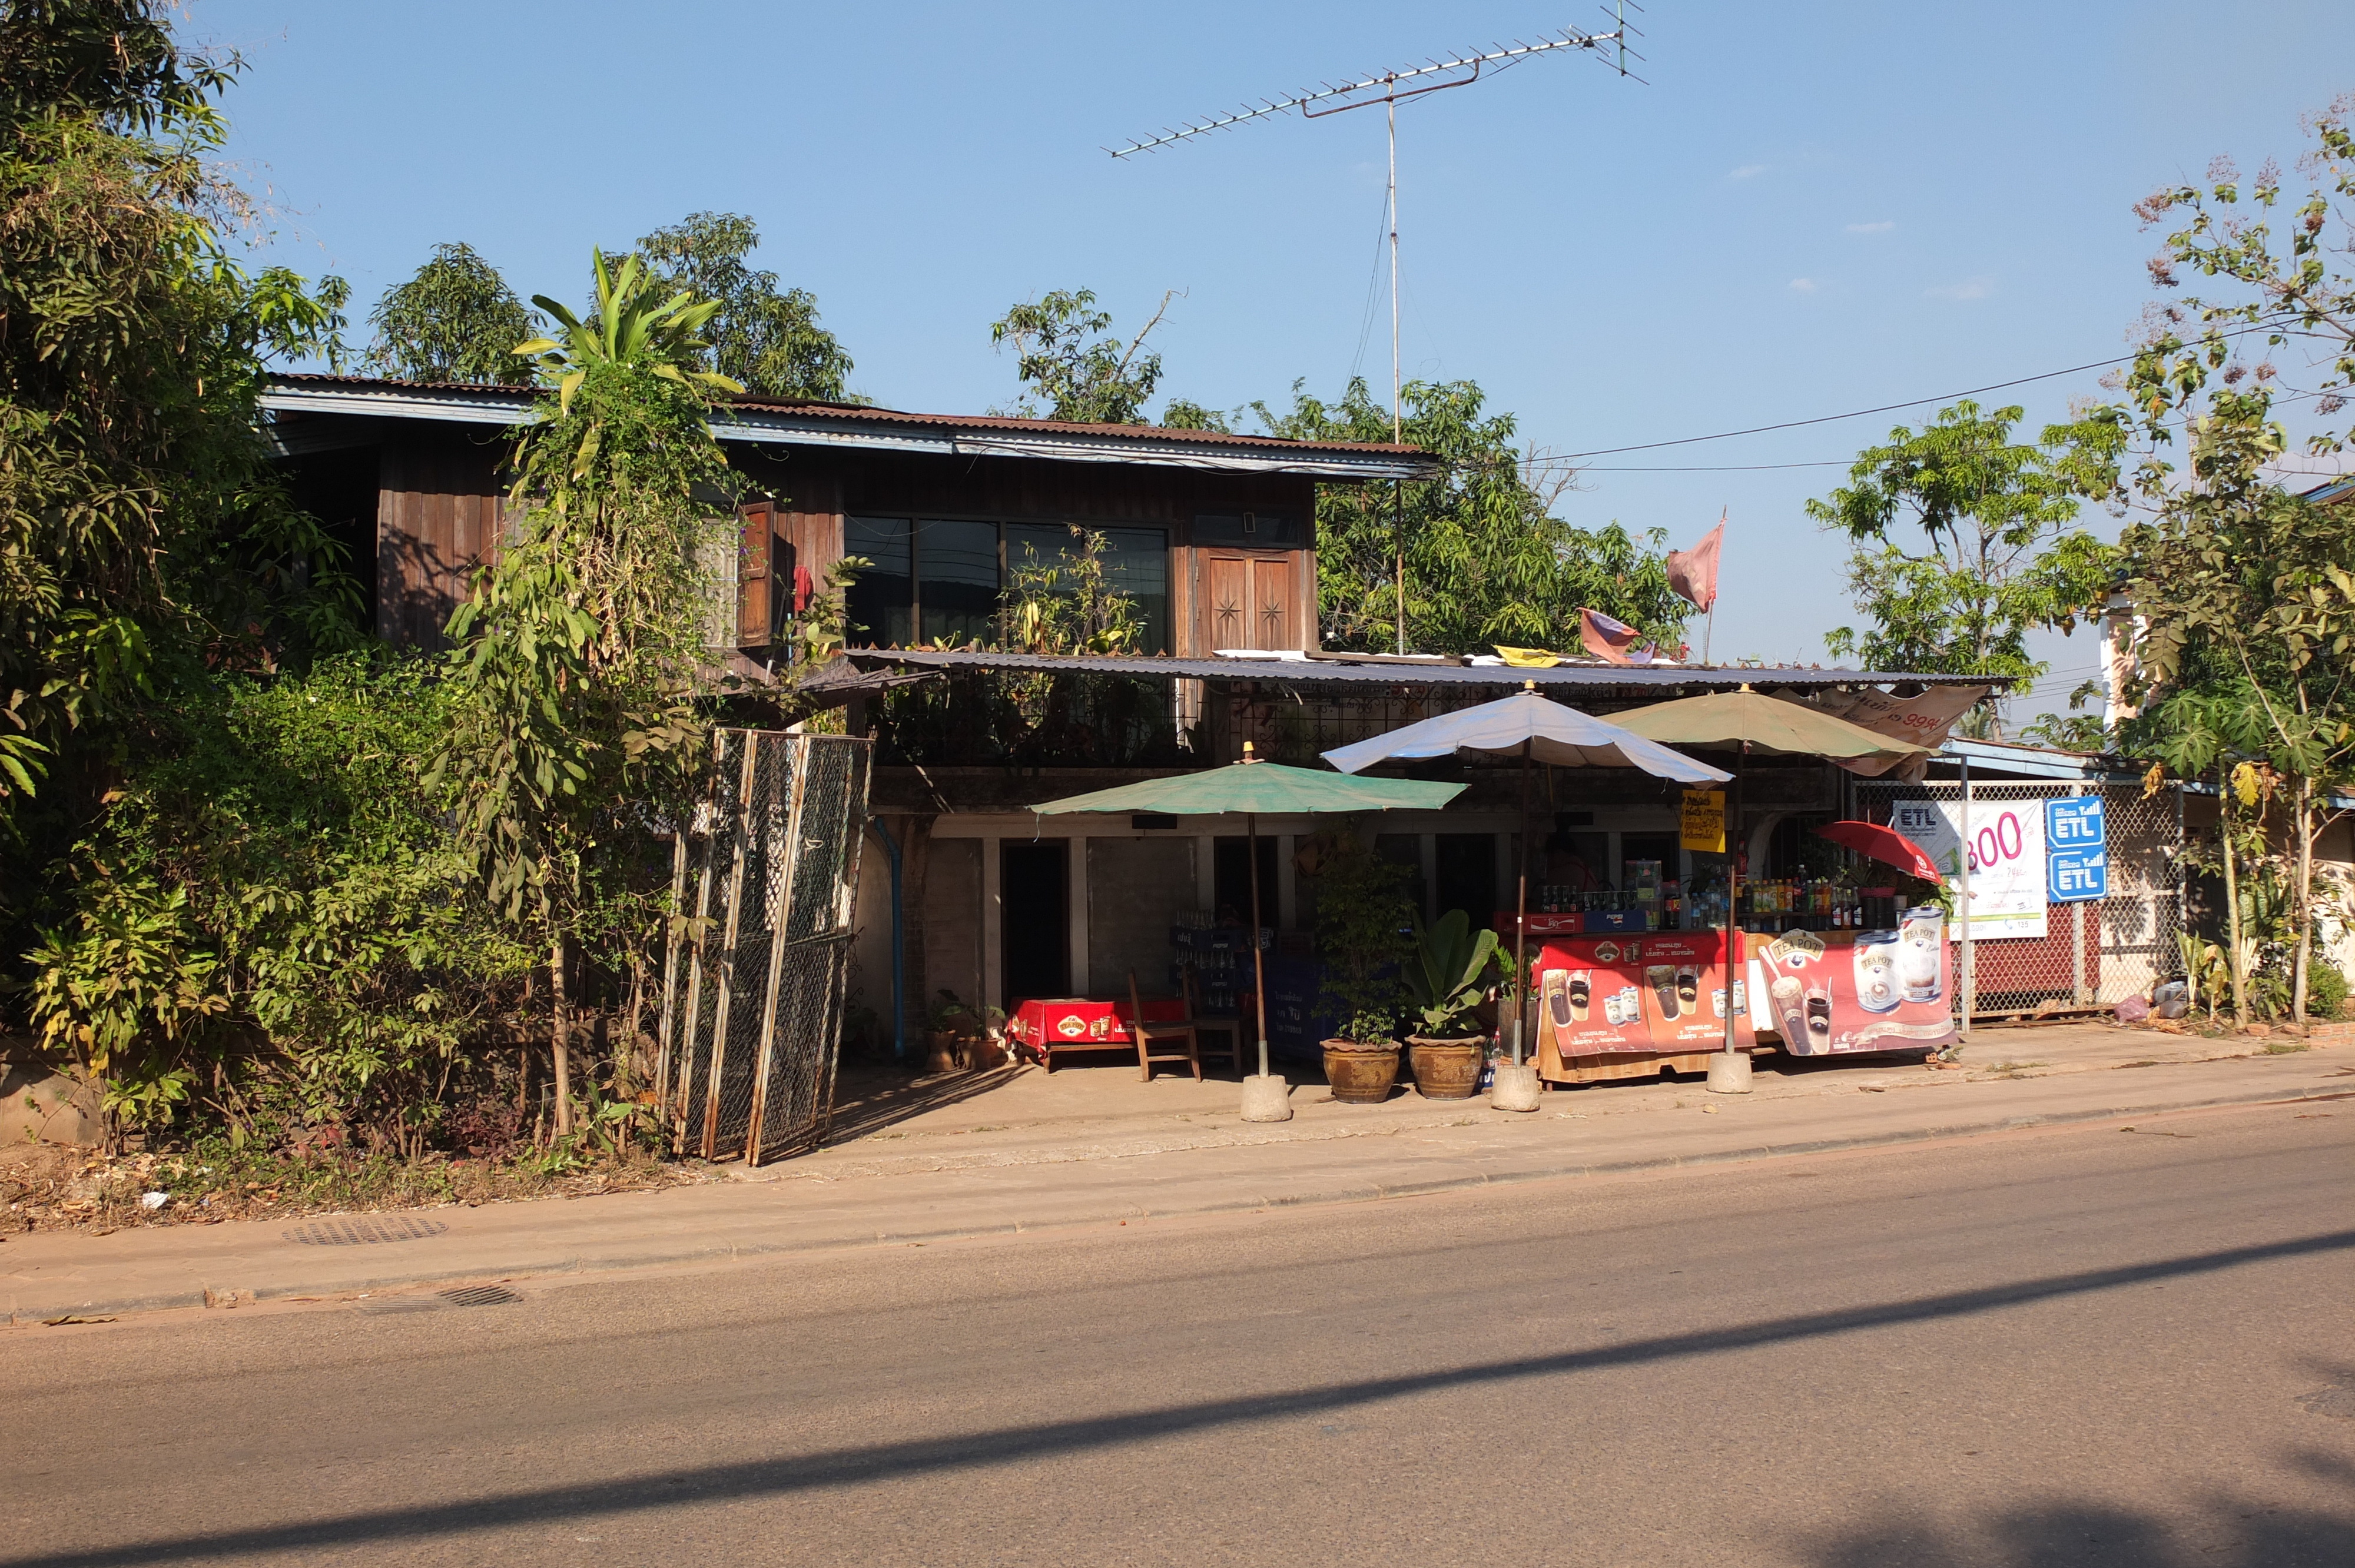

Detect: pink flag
[1579, 608, 1656, 666]
[1666, 519, 1724, 613]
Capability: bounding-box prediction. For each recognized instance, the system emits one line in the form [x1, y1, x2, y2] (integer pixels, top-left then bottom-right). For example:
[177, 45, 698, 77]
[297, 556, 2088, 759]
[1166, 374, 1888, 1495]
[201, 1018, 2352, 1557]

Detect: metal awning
[841, 646, 1999, 696]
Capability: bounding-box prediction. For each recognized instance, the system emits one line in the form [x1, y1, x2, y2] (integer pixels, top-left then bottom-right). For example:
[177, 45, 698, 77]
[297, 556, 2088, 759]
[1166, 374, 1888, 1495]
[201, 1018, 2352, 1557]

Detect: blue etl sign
[2046, 797, 2107, 903]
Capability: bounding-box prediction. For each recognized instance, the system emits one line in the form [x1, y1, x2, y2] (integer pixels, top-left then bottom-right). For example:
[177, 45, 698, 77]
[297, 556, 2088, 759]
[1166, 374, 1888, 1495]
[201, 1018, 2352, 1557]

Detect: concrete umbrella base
[1488, 1062, 1542, 1112]
[1239, 1074, 1294, 1122]
[1706, 1051, 1755, 1094]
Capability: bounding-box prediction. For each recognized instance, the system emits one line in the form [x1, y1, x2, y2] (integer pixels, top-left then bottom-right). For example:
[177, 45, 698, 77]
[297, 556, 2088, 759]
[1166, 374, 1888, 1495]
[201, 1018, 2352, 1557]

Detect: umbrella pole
[1514, 740, 1531, 1067]
[1248, 811, 1271, 1079]
[1710, 750, 1754, 1094]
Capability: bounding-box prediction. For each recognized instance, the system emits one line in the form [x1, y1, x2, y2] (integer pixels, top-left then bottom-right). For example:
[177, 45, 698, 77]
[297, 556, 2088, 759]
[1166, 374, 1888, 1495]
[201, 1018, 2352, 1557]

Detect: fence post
[1958, 756, 1974, 1036]
[2072, 782, 2089, 1007]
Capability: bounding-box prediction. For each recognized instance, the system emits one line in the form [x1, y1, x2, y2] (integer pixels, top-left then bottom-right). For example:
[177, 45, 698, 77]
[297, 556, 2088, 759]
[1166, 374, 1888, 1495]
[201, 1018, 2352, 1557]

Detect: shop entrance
[1001, 841, 1069, 1002]
[1212, 836, 1281, 926]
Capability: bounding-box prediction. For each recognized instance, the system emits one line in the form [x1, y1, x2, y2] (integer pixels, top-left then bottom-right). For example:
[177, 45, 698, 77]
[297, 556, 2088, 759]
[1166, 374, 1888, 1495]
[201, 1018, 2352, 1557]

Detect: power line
[1531, 321, 2293, 464]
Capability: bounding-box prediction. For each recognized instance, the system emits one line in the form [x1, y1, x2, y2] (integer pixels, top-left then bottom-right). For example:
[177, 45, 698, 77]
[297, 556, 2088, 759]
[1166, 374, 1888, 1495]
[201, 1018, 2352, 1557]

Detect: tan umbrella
[1608, 688, 1930, 1087]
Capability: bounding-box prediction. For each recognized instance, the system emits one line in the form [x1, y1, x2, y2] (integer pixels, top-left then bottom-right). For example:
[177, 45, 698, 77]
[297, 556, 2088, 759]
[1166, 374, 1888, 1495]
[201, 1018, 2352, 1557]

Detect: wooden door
[1249, 556, 1293, 650]
[737, 499, 775, 648]
[1205, 555, 1248, 649]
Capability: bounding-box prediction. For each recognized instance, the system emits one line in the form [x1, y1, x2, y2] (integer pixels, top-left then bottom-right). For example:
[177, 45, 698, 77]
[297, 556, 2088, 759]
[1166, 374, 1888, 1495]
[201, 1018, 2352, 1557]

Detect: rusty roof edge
[259, 373, 1436, 476]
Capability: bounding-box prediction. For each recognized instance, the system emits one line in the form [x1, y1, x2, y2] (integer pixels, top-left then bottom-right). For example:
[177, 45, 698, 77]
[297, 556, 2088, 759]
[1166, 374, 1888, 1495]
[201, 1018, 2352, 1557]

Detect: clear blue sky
[195, 0, 2350, 724]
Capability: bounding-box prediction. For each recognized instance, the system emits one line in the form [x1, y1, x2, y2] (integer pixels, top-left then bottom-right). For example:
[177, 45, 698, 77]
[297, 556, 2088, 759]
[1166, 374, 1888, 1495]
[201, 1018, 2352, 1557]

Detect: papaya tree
[433, 250, 739, 1136]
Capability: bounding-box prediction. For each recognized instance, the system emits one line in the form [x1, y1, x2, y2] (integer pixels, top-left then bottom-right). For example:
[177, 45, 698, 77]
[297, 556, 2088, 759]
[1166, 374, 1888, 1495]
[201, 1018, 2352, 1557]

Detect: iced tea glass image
[1647, 964, 1680, 1021]
[1805, 984, 1834, 1045]
[1770, 974, 1806, 1042]
[1568, 969, 1591, 1024]
[1675, 965, 1700, 1011]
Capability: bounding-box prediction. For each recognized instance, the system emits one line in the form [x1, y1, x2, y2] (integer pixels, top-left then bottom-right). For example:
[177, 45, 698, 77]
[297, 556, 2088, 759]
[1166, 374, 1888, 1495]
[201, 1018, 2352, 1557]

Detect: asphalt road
[5, 1102, 2351, 1567]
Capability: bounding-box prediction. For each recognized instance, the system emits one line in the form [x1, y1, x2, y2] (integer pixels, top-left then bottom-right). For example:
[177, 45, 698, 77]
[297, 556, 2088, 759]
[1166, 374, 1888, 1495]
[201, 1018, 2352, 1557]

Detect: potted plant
[925, 990, 973, 1073]
[1309, 828, 1415, 1104]
[1402, 909, 1499, 1100]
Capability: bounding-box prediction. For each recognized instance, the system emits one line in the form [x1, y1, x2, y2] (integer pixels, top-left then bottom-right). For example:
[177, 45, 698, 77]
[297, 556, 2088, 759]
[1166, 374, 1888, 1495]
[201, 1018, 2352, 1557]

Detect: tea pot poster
[1533, 932, 1752, 1058]
[1746, 921, 1958, 1056]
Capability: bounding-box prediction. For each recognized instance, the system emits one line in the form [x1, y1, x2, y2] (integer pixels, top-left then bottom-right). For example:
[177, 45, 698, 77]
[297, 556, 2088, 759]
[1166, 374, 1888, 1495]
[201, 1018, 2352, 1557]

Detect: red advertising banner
[1534, 931, 1751, 1057]
[1749, 916, 1958, 1056]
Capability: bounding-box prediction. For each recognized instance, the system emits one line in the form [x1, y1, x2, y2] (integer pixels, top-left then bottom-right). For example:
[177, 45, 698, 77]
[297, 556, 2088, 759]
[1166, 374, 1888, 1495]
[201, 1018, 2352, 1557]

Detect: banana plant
[515, 249, 743, 414]
[1404, 909, 1500, 1039]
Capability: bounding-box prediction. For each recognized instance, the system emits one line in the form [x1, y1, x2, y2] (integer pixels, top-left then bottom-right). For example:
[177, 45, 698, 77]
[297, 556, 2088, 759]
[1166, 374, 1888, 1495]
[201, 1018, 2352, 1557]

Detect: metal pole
[1958, 755, 1974, 1038]
[1514, 736, 1531, 1066]
[1707, 750, 1754, 1094]
[877, 822, 906, 1063]
[1389, 87, 1405, 657]
[2071, 783, 2089, 1007]
[1724, 760, 1742, 1058]
[1247, 810, 1271, 1079]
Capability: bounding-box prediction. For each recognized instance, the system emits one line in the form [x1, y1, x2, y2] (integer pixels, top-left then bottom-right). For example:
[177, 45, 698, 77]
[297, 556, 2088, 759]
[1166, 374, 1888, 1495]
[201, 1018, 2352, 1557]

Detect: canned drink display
[1897, 906, 1945, 1002]
[1852, 930, 1902, 1014]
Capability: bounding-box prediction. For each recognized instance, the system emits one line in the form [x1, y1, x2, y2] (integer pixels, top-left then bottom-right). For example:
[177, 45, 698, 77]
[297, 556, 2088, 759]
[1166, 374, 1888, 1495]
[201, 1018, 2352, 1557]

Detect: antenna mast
[1111, 8, 1644, 653]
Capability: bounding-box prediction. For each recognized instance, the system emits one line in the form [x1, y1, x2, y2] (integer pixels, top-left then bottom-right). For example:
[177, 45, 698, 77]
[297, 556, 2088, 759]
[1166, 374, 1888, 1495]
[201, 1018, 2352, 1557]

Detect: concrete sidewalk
[5, 1021, 2344, 1325]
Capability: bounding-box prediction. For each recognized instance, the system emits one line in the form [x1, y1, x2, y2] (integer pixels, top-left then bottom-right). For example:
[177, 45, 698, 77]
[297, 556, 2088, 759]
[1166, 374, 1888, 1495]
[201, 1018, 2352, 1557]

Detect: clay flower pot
[1322, 1040, 1401, 1104]
[1405, 1037, 1485, 1100]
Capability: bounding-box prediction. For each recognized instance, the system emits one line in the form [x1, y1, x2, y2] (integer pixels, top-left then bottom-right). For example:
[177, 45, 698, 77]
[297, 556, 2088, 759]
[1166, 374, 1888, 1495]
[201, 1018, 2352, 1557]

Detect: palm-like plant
[515, 249, 743, 412]
[1404, 909, 1499, 1038]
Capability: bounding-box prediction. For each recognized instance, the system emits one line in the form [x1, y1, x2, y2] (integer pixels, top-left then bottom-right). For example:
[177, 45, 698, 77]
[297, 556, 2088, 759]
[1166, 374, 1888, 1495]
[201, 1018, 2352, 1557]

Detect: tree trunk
[2293, 773, 2315, 1025]
[550, 935, 575, 1137]
[2220, 768, 2248, 1028]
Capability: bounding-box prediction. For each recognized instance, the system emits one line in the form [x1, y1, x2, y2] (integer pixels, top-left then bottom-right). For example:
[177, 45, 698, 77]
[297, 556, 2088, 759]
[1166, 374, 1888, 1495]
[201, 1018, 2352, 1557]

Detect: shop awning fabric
[1030, 760, 1464, 817]
[1319, 689, 1731, 783]
[1606, 689, 1928, 767]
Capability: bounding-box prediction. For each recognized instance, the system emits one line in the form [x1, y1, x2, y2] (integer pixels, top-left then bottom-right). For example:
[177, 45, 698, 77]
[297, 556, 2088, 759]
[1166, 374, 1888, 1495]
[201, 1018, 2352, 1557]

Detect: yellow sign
[1680, 789, 1727, 853]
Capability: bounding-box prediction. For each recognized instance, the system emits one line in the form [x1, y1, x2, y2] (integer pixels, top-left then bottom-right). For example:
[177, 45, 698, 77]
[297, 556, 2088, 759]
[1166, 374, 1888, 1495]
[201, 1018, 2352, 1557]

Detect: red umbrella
[1814, 820, 1942, 883]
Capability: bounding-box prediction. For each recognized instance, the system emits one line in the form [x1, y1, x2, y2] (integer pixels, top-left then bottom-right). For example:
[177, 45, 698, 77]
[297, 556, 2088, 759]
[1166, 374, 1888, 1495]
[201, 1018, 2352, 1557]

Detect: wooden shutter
[736, 500, 775, 647]
[1205, 555, 1247, 648]
[1250, 557, 1294, 650]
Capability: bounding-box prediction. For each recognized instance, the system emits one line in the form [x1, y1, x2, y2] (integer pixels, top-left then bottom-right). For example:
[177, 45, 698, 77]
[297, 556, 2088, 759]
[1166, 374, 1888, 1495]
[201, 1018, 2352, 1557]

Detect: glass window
[917, 517, 999, 647]
[844, 516, 911, 647]
[1004, 523, 1171, 655]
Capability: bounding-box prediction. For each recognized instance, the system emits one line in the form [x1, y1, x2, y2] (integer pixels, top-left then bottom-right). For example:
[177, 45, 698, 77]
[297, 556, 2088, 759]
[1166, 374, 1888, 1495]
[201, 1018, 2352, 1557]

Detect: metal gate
[1853, 778, 2184, 1018]
[655, 728, 873, 1164]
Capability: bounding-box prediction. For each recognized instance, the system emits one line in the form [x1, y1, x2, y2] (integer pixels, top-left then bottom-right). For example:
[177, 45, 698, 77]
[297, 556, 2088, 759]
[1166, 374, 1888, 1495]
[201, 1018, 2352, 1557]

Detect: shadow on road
[1796, 1473, 2355, 1567]
[12, 1228, 2352, 1567]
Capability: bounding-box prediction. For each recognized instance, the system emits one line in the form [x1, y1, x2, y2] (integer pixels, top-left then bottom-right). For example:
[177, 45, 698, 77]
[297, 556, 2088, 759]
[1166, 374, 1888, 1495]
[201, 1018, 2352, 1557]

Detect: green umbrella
[1033, 749, 1465, 1079]
[1607, 687, 1930, 1077]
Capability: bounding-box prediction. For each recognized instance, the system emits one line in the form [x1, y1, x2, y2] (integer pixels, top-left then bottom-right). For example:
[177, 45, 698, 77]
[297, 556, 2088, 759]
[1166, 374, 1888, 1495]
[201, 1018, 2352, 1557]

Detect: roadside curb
[9, 1078, 2344, 1324]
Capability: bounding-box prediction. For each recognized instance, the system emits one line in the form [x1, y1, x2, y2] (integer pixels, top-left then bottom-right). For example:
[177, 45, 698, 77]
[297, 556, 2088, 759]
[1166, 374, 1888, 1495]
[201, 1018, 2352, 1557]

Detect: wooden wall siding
[376, 427, 508, 650]
[747, 449, 1324, 656]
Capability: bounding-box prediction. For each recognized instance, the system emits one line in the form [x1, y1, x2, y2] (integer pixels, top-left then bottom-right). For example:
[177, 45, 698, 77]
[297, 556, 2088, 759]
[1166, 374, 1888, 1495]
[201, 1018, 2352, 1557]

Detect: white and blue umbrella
[1322, 688, 1731, 783]
[1321, 686, 1730, 1067]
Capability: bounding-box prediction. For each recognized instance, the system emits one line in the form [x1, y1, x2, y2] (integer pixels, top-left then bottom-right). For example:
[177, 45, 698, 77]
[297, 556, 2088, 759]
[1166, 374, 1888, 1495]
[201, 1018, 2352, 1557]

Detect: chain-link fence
[655, 729, 873, 1165]
[1855, 778, 2184, 1019]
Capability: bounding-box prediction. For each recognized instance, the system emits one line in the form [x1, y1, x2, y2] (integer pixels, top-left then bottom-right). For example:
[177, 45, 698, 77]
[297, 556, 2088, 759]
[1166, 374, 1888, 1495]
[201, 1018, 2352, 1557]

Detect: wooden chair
[1182, 964, 1249, 1078]
[1128, 971, 1203, 1082]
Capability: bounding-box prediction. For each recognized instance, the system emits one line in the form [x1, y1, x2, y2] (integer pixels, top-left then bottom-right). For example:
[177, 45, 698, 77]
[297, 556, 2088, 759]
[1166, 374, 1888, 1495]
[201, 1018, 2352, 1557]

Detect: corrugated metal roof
[260, 373, 1434, 478]
[842, 646, 2001, 693]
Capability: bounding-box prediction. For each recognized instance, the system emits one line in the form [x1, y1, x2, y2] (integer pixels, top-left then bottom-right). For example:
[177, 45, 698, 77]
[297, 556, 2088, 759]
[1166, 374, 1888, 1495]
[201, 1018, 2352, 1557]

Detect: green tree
[1251, 377, 1687, 656]
[1808, 400, 2124, 735]
[634, 211, 856, 402]
[2112, 101, 2355, 1023]
[433, 250, 739, 1135]
[363, 241, 536, 383]
[990, 288, 1180, 424]
[1, 0, 351, 855]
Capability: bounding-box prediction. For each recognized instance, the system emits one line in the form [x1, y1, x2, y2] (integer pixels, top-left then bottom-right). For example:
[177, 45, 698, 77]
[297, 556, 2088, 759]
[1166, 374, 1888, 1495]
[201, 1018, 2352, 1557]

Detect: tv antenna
[1111, 7, 1644, 652]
